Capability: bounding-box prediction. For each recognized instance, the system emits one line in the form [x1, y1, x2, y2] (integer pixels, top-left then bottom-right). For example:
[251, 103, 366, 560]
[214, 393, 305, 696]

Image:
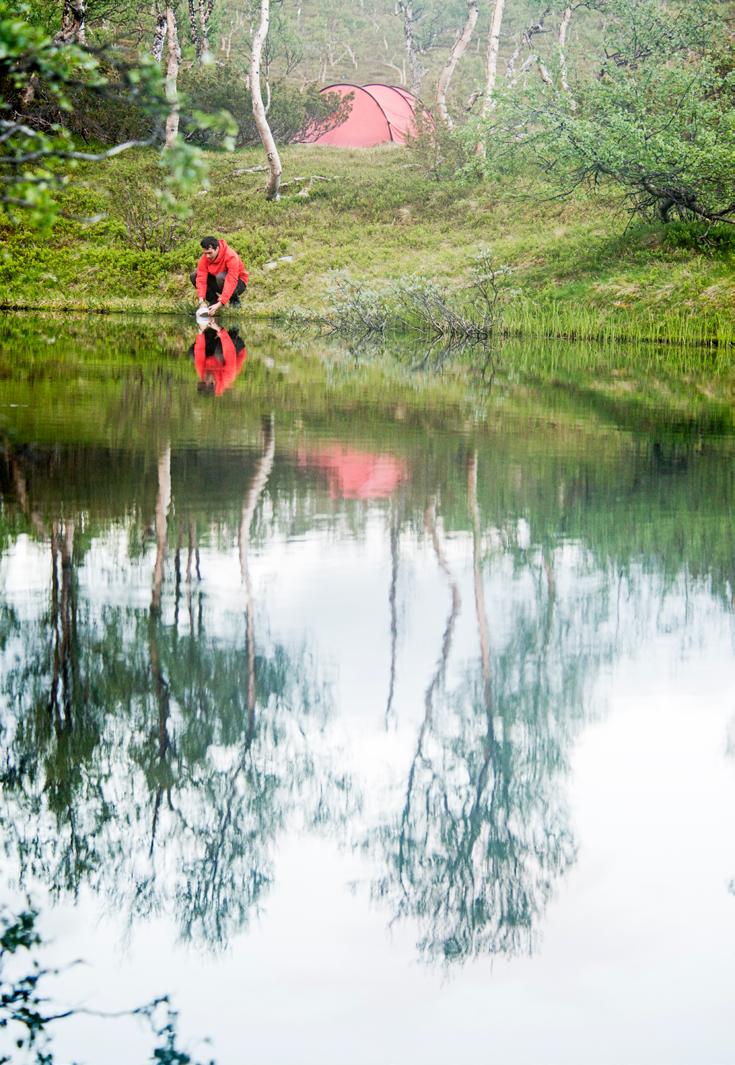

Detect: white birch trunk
[152, 10, 168, 61]
[506, 8, 550, 85]
[187, 0, 201, 58]
[468, 452, 491, 705]
[482, 0, 506, 117]
[476, 0, 506, 156]
[559, 5, 576, 109]
[436, 0, 479, 129]
[198, 0, 211, 61]
[164, 5, 181, 149]
[399, 0, 424, 95]
[250, 0, 282, 200]
[55, 0, 86, 44]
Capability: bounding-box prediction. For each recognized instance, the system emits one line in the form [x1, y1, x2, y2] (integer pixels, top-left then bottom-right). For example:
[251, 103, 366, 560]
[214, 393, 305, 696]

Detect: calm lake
[2, 313, 735, 1064]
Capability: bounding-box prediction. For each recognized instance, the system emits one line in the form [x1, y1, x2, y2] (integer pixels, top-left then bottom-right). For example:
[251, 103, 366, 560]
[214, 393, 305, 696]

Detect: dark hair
[200, 236, 219, 250]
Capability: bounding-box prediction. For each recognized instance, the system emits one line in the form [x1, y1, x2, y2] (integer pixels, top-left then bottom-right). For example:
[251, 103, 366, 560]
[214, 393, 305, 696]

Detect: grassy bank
[1, 146, 733, 347]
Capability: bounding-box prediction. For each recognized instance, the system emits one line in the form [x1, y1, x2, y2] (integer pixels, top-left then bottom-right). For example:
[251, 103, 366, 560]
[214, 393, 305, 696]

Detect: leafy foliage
[0, 905, 215, 1064]
[0, 1, 236, 227]
[470, 0, 735, 224]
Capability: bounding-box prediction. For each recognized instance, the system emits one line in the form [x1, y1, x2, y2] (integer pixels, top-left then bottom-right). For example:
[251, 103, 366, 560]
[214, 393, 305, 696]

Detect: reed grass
[503, 299, 735, 351]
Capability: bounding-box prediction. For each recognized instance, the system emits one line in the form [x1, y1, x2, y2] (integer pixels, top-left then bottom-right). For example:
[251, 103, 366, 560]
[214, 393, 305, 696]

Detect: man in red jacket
[190, 236, 249, 316]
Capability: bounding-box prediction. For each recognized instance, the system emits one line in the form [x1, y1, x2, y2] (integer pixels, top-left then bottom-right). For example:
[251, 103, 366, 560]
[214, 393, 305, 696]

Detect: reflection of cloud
[298, 445, 407, 500]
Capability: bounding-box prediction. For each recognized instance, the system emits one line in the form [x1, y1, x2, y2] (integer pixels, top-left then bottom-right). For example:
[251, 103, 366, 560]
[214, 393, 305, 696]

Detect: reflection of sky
[2, 511, 735, 1063]
[21, 624, 735, 1065]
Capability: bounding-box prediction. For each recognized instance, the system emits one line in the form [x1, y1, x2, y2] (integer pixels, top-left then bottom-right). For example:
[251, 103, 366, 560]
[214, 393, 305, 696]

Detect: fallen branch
[232, 164, 268, 175]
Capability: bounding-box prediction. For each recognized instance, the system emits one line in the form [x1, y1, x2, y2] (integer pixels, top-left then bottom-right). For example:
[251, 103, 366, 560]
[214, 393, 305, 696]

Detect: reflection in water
[0, 425, 354, 949]
[1, 315, 735, 972]
[367, 453, 610, 962]
[189, 324, 247, 396]
[298, 444, 407, 500]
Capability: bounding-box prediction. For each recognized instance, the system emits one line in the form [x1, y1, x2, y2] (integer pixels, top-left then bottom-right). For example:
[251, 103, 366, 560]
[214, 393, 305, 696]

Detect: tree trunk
[152, 10, 168, 61]
[250, 0, 282, 200]
[164, 6, 181, 149]
[198, 0, 213, 61]
[482, 0, 506, 117]
[55, 0, 86, 44]
[436, 0, 479, 129]
[559, 5, 576, 109]
[188, 0, 201, 59]
[506, 7, 550, 85]
[21, 0, 86, 106]
[398, 0, 424, 96]
[476, 0, 506, 155]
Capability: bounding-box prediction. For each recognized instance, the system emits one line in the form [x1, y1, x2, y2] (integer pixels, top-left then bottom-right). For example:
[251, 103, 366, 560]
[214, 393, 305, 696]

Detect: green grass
[1, 145, 733, 350]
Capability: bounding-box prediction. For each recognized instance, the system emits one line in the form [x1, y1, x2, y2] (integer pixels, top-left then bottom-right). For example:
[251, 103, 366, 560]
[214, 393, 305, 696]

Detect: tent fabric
[362, 84, 417, 145]
[305, 83, 423, 148]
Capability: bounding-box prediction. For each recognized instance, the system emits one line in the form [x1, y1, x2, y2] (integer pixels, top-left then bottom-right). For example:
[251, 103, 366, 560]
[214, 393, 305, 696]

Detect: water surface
[1, 314, 735, 1064]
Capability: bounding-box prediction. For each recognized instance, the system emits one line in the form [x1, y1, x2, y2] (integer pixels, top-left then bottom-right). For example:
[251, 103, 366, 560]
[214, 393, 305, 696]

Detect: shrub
[179, 66, 341, 147]
[663, 222, 735, 255]
[407, 111, 471, 181]
[114, 184, 189, 252]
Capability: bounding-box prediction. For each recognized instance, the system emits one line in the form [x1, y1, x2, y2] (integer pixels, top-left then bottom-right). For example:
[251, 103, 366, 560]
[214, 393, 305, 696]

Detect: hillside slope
[1, 146, 732, 346]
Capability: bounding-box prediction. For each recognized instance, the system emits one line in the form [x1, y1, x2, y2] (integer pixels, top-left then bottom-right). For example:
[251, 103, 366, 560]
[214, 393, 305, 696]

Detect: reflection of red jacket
[195, 239, 249, 305]
[194, 331, 247, 396]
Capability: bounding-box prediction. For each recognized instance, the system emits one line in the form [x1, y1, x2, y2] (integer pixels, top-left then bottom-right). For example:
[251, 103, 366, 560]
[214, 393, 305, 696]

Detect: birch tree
[482, 0, 506, 116]
[475, 0, 506, 155]
[164, 5, 181, 148]
[55, 0, 87, 44]
[152, 9, 168, 60]
[20, 0, 86, 106]
[250, 0, 282, 199]
[436, 0, 479, 128]
[558, 5, 576, 108]
[188, 0, 215, 61]
[398, 0, 425, 96]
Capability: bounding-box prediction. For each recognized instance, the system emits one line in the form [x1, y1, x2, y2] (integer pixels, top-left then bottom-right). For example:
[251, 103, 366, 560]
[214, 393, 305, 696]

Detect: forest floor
[1, 145, 733, 347]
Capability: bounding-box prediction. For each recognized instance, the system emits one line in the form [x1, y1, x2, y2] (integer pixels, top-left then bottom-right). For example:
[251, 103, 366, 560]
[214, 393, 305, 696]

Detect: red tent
[303, 84, 425, 148]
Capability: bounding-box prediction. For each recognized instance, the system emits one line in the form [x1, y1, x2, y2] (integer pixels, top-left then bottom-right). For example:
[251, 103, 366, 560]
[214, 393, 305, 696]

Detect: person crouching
[191, 236, 249, 316]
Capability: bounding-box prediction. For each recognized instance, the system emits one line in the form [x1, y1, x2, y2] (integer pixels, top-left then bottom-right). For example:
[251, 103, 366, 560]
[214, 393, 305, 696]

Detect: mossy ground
[1, 145, 733, 346]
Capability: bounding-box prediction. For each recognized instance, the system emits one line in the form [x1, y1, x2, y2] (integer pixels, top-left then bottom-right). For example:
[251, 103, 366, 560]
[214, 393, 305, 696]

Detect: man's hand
[196, 300, 209, 315]
[208, 301, 222, 316]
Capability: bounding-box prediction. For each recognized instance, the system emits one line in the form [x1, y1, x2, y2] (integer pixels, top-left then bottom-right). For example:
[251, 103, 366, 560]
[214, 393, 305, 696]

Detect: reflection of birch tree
[384, 503, 401, 728]
[240, 415, 276, 740]
[151, 444, 171, 616]
[0, 430, 355, 949]
[369, 453, 619, 964]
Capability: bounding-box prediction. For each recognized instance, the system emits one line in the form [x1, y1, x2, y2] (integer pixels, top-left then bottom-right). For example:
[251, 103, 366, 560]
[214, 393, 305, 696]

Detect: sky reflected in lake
[1, 314, 735, 1064]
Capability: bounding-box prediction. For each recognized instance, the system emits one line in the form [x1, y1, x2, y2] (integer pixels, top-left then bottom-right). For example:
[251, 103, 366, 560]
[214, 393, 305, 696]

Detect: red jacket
[194, 330, 247, 396]
[195, 240, 249, 306]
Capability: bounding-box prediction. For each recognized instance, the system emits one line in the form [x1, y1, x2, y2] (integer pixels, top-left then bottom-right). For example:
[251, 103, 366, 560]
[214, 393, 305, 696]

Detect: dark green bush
[179, 66, 341, 147]
[663, 221, 735, 254]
